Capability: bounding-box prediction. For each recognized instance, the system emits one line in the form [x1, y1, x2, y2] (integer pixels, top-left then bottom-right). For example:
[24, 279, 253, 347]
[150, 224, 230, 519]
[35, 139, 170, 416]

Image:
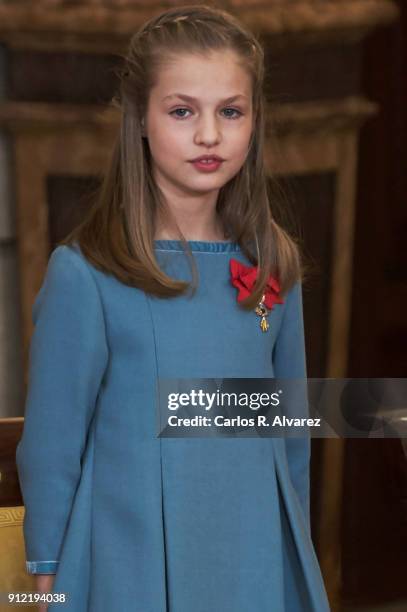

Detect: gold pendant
[255, 295, 270, 333]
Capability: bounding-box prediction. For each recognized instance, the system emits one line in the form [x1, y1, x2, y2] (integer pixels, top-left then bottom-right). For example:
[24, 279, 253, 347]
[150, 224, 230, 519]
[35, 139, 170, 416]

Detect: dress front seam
[144, 293, 170, 612]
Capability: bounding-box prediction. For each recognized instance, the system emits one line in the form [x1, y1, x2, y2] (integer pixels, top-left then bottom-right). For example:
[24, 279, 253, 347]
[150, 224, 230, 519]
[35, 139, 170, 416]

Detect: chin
[179, 181, 223, 196]
[191, 177, 226, 189]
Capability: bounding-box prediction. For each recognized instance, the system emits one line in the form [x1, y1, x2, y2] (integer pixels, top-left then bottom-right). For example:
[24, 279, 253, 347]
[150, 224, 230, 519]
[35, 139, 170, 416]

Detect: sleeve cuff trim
[26, 560, 59, 574]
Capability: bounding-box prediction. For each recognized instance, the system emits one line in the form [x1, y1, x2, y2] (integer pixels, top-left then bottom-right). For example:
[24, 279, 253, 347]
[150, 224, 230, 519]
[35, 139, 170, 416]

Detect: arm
[16, 245, 109, 574]
[36, 575, 55, 612]
[272, 280, 311, 531]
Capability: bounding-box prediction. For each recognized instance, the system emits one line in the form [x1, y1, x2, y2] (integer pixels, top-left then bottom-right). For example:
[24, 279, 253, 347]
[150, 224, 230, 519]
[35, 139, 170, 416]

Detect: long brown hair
[60, 4, 306, 308]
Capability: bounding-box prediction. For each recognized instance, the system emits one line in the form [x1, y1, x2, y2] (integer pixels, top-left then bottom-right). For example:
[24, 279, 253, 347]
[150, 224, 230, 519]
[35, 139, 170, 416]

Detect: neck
[154, 212, 227, 242]
[152, 168, 228, 241]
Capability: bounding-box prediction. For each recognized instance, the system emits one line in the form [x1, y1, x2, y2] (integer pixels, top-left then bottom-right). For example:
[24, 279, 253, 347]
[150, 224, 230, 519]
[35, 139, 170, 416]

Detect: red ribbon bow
[229, 258, 284, 309]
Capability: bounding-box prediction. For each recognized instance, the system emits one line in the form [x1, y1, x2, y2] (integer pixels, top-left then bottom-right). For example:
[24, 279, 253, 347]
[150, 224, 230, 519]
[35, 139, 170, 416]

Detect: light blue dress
[16, 240, 330, 611]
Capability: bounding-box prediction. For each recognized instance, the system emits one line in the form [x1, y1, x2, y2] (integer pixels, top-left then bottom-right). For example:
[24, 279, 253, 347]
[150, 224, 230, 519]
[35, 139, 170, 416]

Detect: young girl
[16, 5, 330, 611]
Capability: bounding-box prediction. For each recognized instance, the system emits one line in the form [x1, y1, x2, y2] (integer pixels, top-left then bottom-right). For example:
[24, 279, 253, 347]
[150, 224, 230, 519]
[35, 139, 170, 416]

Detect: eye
[169, 107, 244, 120]
[222, 108, 243, 120]
[169, 108, 192, 120]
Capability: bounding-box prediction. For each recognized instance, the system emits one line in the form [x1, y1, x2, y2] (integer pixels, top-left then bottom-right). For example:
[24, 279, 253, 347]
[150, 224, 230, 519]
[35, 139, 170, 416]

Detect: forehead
[152, 49, 252, 98]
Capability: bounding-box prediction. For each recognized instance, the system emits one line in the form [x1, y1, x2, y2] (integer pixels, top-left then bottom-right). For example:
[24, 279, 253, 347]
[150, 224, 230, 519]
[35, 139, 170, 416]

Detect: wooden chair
[0, 418, 36, 611]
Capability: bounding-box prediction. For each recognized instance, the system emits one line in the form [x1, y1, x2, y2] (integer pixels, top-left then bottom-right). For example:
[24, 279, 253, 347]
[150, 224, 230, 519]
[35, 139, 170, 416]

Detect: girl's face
[144, 49, 254, 199]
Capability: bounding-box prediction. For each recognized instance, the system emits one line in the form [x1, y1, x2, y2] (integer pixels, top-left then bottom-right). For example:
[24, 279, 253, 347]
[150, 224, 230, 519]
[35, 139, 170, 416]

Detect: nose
[193, 113, 222, 146]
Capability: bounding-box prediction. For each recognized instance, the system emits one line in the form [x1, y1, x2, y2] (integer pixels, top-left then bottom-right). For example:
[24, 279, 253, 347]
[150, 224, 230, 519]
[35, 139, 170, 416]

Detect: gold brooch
[255, 295, 270, 332]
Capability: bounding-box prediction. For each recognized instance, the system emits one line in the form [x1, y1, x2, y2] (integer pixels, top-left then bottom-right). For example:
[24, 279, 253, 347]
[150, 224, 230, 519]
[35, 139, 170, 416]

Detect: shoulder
[44, 242, 103, 293]
[48, 242, 92, 274]
[278, 280, 304, 329]
[33, 243, 103, 320]
[282, 280, 303, 309]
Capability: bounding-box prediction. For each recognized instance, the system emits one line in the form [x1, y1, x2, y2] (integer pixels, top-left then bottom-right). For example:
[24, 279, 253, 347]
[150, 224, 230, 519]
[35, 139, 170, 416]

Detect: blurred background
[0, 1, 405, 611]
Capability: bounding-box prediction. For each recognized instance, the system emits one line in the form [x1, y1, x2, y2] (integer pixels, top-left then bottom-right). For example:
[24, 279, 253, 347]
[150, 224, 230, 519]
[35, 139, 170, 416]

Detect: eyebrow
[162, 93, 248, 104]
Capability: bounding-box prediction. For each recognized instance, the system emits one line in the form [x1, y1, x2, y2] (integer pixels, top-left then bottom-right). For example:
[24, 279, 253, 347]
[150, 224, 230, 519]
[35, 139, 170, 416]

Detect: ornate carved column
[0, 1, 399, 609]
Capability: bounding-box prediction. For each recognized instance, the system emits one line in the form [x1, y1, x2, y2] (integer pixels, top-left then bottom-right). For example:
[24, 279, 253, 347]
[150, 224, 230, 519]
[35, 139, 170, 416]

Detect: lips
[189, 155, 225, 162]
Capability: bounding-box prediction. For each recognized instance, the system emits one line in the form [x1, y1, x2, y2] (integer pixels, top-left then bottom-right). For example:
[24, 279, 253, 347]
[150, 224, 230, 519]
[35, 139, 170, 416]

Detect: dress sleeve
[16, 245, 109, 575]
[272, 281, 311, 532]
